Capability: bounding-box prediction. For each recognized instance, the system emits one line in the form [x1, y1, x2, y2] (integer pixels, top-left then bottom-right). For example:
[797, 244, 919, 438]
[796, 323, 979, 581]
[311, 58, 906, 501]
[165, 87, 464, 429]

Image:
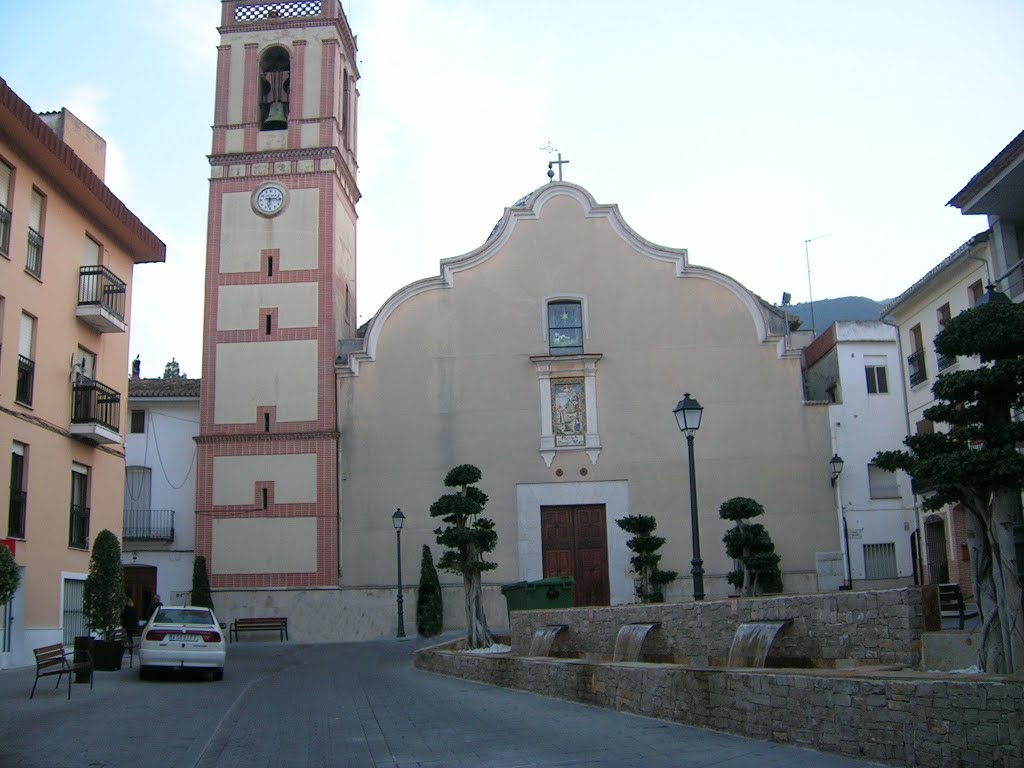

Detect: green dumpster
[500, 577, 574, 625]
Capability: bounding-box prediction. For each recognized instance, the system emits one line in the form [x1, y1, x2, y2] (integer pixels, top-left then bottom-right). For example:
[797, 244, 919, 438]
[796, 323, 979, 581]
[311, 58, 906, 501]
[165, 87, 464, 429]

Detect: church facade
[198, 1, 839, 640]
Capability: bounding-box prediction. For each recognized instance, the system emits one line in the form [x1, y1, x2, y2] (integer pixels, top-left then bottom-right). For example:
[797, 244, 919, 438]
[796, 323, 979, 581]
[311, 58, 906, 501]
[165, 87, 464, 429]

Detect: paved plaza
[1, 637, 887, 768]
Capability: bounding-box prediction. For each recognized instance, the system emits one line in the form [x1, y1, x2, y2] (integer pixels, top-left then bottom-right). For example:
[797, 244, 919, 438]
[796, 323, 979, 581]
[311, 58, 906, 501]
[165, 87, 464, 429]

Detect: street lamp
[828, 455, 852, 590]
[673, 393, 705, 601]
[392, 508, 406, 638]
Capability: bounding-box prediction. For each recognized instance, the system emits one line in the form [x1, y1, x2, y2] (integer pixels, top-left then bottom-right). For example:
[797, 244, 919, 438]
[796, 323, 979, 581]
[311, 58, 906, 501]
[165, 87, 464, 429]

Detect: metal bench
[31, 643, 93, 699]
[938, 583, 979, 629]
[229, 616, 288, 642]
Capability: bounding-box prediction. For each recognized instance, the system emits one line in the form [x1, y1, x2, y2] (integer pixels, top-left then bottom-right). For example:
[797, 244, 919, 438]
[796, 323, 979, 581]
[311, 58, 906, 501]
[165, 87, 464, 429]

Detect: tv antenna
[804, 233, 831, 335]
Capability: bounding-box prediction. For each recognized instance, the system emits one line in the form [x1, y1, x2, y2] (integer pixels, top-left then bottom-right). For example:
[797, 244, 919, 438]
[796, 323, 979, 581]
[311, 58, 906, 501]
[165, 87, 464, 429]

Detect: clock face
[254, 185, 286, 215]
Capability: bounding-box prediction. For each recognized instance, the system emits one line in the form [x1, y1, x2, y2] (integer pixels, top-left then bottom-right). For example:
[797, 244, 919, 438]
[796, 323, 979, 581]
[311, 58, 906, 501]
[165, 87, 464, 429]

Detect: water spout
[727, 620, 791, 667]
[528, 625, 568, 657]
[612, 622, 661, 662]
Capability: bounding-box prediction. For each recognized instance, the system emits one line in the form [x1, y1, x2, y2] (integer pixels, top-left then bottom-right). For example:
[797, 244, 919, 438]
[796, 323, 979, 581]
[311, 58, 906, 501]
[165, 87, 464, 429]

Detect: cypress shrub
[192, 555, 214, 611]
[416, 545, 444, 637]
[83, 530, 126, 640]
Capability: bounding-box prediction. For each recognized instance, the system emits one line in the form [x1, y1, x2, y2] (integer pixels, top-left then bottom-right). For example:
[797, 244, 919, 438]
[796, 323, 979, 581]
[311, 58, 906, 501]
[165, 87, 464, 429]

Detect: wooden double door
[541, 505, 610, 607]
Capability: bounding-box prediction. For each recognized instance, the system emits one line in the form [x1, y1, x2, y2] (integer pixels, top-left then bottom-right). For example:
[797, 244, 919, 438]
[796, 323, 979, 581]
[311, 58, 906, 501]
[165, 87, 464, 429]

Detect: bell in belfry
[264, 101, 287, 130]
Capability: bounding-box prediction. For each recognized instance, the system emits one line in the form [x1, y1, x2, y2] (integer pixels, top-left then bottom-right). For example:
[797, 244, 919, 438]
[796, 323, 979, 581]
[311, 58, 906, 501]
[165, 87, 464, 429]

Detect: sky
[3, 0, 1024, 378]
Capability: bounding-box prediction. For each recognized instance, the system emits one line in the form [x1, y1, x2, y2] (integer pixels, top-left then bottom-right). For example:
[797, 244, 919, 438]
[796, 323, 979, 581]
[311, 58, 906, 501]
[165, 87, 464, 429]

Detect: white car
[138, 606, 226, 680]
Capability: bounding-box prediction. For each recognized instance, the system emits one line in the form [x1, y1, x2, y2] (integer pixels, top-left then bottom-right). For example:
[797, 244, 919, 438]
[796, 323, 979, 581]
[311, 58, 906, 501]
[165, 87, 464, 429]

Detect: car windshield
[153, 608, 214, 626]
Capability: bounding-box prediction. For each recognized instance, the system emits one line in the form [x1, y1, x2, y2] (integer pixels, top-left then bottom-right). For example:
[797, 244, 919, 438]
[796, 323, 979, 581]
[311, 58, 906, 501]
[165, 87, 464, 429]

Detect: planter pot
[91, 638, 125, 671]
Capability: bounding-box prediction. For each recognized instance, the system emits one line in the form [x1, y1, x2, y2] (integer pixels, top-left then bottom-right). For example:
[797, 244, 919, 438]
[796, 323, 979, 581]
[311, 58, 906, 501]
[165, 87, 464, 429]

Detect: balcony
[937, 353, 956, 372]
[16, 355, 34, 406]
[907, 349, 928, 387]
[69, 504, 90, 549]
[26, 228, 42, 278]
[0, 203, 10, 255]
[123, 509, 175, 541]
[76, 265, 127, 333]
[70, 379, 122, 444]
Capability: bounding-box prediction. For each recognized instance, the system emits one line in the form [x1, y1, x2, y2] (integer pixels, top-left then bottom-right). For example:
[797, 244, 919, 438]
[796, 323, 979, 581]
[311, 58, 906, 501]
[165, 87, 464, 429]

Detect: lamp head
[829, 454, 844, 485]
[392, 508, 405, 530]
[673, 393, 704, 434]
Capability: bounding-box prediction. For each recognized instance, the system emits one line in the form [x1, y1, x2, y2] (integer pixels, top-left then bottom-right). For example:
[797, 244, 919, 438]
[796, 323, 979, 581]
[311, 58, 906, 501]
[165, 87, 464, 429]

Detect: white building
[803, 321, 918, 588]
[121, 375, 200, 619]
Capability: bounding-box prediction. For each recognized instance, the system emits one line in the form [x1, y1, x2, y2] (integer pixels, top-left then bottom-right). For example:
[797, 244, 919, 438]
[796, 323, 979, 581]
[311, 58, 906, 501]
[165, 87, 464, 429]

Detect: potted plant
[83, 529, 127, 670]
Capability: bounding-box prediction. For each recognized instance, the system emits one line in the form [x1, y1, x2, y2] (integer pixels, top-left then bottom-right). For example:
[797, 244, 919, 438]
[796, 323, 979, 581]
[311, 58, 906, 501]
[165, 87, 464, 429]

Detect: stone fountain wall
[509, 588, 927, 668]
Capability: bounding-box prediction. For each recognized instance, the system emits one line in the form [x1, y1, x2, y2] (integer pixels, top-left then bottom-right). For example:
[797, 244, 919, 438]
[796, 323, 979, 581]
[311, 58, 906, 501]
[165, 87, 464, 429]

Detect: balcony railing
[0, 203, 10, 255]
[937, 353, 956, 372]
[70, 379, 121, 444]
[77, 265, 127, 332]
[8, 490, 26, 539]
[123, 509, 175, 541]
[16, 355, 34, 405]
[907, 349, 928, 387]
[26, 228, 43, 277]
[69, 504, 90, 549]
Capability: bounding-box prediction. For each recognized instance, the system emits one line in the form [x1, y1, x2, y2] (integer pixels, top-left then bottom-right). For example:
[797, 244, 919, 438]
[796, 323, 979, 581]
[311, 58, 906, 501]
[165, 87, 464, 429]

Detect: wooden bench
[939, 583, 980, 629]
[229, 617, 288, 643]
[31, 643, 93, 699]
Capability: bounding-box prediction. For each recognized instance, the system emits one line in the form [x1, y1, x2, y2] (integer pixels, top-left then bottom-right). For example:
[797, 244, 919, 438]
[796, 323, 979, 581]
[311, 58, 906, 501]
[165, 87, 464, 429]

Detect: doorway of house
[924, 515, 950, 584]
[540, 505, 610, 606]
[124, 564, 157, 628]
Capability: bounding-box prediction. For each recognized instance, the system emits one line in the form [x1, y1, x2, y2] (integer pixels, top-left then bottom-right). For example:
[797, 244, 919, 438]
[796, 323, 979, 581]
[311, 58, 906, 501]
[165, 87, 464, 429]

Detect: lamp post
[829, 454, 851, 590]
[392, 508, 406, 638]
[673, 393, 705, 601]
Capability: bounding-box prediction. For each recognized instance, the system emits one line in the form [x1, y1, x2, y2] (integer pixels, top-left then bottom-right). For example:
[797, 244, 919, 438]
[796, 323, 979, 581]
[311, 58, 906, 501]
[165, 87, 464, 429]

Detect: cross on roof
[540, 142, 569, 182]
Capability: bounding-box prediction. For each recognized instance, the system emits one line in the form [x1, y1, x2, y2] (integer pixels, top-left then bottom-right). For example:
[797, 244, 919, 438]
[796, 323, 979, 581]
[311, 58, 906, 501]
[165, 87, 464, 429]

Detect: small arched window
[259, 47, 291, 131]
[548, 300, 583, 355]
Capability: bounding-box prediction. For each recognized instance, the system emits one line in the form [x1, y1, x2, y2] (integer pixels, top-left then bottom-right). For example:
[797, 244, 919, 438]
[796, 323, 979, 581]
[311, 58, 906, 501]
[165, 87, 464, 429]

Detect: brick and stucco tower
[196, 1, 358, 594]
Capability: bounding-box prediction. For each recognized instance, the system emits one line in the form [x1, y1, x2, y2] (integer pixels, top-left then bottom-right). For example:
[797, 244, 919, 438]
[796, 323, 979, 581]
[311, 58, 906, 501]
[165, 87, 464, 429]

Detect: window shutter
[83, 236, 101, 266]
[19, 313, 34, 357]
[28, 190, 43, 230]
[0, 161, 11, 207]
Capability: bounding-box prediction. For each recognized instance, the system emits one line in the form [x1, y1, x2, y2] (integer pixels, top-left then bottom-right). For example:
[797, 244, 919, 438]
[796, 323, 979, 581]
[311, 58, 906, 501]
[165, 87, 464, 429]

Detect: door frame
[515, 480, 631, 605]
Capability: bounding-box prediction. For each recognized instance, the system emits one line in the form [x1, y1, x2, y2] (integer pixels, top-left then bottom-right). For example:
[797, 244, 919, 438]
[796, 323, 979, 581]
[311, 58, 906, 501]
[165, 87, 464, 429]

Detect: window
[863, 542, 898, 579]
[130, 410, 145, 434]
[259, 47, 290, 130]
[123, 466, 153, 540]
[968, 280, 985, 308]
[62, 578, 86, 645]
[547, 301, 583, 355]
[907, 324, 926, 387]
[69, 464, 90, 549]
[16, 313, 35, 406]
[868, 463, 900, 499]
[0, 158, 12, 256]
[864, 356, 888, 394]
[26, 188, 44, 277]
[916, 419, 934, 435]
[936, 304, 955, 370]
[9, 443, 27, 539]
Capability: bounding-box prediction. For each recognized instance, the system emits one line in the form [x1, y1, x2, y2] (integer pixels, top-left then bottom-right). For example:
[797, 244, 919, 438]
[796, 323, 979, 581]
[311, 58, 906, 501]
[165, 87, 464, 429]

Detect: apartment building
[0, 79, 165, 667]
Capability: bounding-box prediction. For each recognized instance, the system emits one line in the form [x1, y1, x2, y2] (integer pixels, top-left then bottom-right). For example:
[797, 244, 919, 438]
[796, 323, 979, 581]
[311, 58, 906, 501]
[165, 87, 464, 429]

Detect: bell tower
[196, 0, 359, 593]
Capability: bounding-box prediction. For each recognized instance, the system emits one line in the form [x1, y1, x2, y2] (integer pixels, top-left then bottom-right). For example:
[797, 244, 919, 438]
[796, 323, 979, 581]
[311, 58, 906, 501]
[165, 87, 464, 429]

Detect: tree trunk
[990, 491, 1024, 673]
[463, 572, 494, 649]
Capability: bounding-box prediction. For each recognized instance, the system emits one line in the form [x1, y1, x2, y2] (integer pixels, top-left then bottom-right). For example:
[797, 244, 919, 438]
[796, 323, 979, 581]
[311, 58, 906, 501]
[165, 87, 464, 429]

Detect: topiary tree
[0, 544, 19, 606]
[875, 298, 1024, 673]
[615, 515, 677, 603]
[83, 530, 126, 640]
[191, 555, 214, 611]
[719, 497, 783, 596]
[416, 545, 444, 637]
[430, 464, 496, 648]
[163, 358, 186, 380]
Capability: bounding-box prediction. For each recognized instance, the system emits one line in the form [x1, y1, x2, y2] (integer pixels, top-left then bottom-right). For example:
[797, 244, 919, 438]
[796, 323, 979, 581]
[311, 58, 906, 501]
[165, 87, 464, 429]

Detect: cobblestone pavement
[1, 637, 886, 767]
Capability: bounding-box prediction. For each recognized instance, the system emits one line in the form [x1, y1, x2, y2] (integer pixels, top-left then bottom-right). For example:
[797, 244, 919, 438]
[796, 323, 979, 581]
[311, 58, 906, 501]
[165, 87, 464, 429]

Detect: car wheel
[211, 667, 224, 681]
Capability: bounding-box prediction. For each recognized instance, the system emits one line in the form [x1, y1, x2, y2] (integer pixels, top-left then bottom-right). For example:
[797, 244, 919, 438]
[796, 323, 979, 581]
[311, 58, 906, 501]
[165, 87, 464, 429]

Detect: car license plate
[174, 634, 202, 642]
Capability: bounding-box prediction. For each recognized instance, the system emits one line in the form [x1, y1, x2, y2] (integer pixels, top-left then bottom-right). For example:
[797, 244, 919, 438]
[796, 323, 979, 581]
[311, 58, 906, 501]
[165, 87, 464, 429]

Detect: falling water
[528, 625, 568, 657]
[727, 621, 789, 667]
[612, 622, 661, 662]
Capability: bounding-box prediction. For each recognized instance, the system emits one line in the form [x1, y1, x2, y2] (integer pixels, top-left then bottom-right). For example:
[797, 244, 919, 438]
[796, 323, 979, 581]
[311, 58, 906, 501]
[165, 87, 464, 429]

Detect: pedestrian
[121, 593, 139, 640]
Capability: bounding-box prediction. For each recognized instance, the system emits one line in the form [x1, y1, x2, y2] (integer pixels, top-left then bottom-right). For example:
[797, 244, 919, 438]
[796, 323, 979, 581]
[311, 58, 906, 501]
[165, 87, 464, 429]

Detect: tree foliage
[191, 555, 214, 611]
[0, 545, 19, 606]
[874, 300, 1024, 673]
[416, 545, 444, 637]
[719, 497, 783, 596]
[83, 530, 126, 640]
[615, 515, 677, 603]
[430, 464, 496, 648]
[163, 358, 187, 380]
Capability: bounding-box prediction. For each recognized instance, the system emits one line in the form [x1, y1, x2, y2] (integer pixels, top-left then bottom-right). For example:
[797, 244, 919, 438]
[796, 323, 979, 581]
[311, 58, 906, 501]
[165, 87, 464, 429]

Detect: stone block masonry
[415, 647, 1024, 767]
